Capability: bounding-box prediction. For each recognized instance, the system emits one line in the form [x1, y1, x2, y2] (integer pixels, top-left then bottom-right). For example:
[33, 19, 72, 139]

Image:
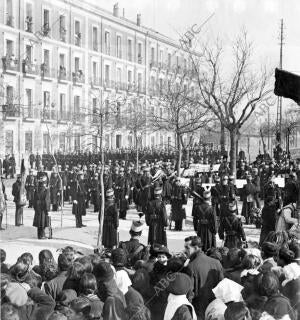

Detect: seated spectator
[259, 242, 278, 273]
[224, 302, 252, 320]
[78, 273, 104, 319]
[1, 249, 9, 274]
[261, 272, 296, 320]
[33, 249, 57, 282]
[63, 261, 87, 294]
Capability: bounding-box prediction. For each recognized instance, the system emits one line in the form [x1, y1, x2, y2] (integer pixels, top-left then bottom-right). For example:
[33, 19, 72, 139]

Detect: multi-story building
[0, 0, 195, 164]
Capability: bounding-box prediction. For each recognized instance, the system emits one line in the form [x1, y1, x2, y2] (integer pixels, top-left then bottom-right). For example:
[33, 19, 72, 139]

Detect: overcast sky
[91, 0, 299, 74]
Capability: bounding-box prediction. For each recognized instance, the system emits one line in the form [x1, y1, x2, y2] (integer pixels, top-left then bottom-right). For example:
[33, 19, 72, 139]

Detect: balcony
[75, 33, 81, 46]
[72, 70, 84, 84]
[6, 15, 14, 27]
[1, 56, 19, 73]
[41, 107, 57, 122]
[60, 28, 67, 42]
[22, 60, 39, 76]
[72, 112, 86, 124]
[92, 42, 98, 51]
[115, 82, 127, 91]
[137, 85, 146, 95]
[42, 23, 51, 37]
[25, 17, 33, 32]
[90, 76, 101, 87]
[103, 79, 115, 90]
[149, 61, 158, 69]
[58, 110, 72, 122]
[3, 104, 20, 119]
[23, 106, 35, 120]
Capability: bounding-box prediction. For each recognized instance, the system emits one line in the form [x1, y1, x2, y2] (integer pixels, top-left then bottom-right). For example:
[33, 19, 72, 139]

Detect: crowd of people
[1, 150, 300, 319]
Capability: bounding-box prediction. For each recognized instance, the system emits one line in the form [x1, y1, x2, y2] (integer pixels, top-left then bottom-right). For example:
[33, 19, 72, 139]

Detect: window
[104, 31, 110, 55]
[60, 15, 66, 41]
[150, 76, 155, 91]
[59, 133, 66, 152]
[176, 56, 179, 67]
[75, 20, 81, 46]
[116, 67, 122, 85]
[92, 27, 98, 51]
[25, 89, 32, 117]
[184, 58, 187, 70]
[74, 57, 80, 72]
[92, 98, 97, 123]
[6, 86, 14, 104]
[42, 49, 50, 76]
[116, 102, 121, 127]
[104, 65, 110, 84]
[127, 70, 132, 84]
[92, 136, 98, 152]
[116, 134, 122, 148]
[6, 40, 14, 57]
[159, 50, 163, 63]
[6, 0, 13, 26]
[43, 49, 49, 66]
[137, 73, 142, 92]
[116, 36, 122, 58]
[25, 3, 33, 32]
[43, 9, 50, 36]
[128, 39, 132, 61]
[168, 53, 171, 68]
[74, 95, 80, 114]
[25, 131, 33, 153]
[105, 134, 110, 148]
[25, 45, 32, 62]
[92, 62, 97, 81]
[43, 133, 50, 153]
[151, 136, 155, 147]
[59, 93, 66, 118]
[138, 43, 142, 63]
[5, 130, 13, 154]
[43, 91, 50, 118]
[105, 99, 109, 121]
[151, 47, 155, 62]
[59, 54, 65, 67]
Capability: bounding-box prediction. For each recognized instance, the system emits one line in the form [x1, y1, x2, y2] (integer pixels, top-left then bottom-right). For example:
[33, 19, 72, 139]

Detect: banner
[236, 179, 247, 189]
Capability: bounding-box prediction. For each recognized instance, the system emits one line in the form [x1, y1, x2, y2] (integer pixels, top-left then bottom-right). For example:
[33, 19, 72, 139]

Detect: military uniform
[101, 190, 119, 249]
[33, 179, 51, 239]
[12, 177, 23, 226]
[139, 169, 152, 214]
[241, 177, 257, 224]
[115, 170, 130, 219]
[146, 189, 168, 246]
[90, 174, 100, 212]
[49, 173, 62, 211]
[170, 179, 187, 231]
[72, 172, 87, 228]
[25, 173, 36, 208]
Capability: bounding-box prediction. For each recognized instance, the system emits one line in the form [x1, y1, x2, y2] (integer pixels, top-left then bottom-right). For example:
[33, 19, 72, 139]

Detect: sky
[88, 0, 300, 75]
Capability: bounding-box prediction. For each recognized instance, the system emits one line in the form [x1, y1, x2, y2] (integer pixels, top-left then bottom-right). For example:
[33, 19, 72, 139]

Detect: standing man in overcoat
[72, 171, 87, 228]
[49, 170, 62, 211]
[12, 174, 23, 226]
[33, 175, 50, 239]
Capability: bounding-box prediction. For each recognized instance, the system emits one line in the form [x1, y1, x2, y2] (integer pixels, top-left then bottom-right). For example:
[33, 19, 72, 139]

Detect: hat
[261, 242, 278, 257]
[106, 189, 114, 197]
[93, 261, 114, 282]
[5, 282, 28, 307]
[111, 248, 127, 267]
[152, 244, 171, 258]
[212, 278, 243, 303]
[130, 221, 144, 233]
[203, 190, 211, 199]
[154, 187, 162, 195]
[167, 272, 192, 295]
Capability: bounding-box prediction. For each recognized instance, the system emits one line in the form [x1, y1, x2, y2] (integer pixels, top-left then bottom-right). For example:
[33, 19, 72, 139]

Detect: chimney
[113, 3, 119, 17]
[137, 13, 141, 26]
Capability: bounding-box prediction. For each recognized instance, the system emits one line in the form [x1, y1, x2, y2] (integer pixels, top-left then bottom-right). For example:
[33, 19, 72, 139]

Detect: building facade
[0, 0, 196, 164]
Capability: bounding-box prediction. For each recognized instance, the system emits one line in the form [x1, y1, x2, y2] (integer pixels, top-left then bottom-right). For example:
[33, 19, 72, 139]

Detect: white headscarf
[114, 270, 132, 295]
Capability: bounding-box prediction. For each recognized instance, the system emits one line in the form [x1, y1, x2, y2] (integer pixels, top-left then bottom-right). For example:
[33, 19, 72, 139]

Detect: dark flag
[274, 68, 300, 105]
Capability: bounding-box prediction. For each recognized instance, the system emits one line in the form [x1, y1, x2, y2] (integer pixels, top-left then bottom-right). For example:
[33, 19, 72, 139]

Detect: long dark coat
[241, 182, 257, 222]
[140, 175, 152, 212]
[146, 198, 168, 246]
[72, 180, 87, 216]
[115, 175, 130, 212]
[259, 203, 277, 245]
[218, 215, 246, 249]
[25, 175, 36, 201]
[49, 175, 61, 205]
[33, 186, 50, 228]
[170, 185, 187, 221]
[194, 202, 217, 252]
[102, 199, 119, 249]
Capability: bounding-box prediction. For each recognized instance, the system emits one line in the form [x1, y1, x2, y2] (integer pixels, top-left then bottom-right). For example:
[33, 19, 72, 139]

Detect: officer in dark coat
[170, 177, 187, 231]
[194, 190, 217, 252]
[49, 170, 62, 211]
[139, 167, 152, 215]
[25, 169, 36, 208]
[9, 154, 16, 178]
[12, 175, 23, 226]
[90, 172, 100, 212]
[146, 187, 168, 246]
[33, 175, 51, 239]
[191, 177, 205, 231]
[3, 155, 10, 179]
[101, 189, 119, 249]
[72, 171, 87, 228]
[115, 167, 130, 220]
[218, 175, 231, 219]
[241, 174, 257, 224]
[284, 172, 299, 206]
[218, 202, 246, 249]
[119, 221, 148, 267]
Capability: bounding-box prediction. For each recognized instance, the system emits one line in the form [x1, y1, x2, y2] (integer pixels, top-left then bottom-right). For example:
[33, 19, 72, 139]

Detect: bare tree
[188, 32, 272, 175]
[148, 69, 211, 175]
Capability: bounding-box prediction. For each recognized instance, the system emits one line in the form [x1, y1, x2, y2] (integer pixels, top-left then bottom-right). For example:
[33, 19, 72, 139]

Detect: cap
[130, 220, 144, 233]
[152, 244, 171, 258]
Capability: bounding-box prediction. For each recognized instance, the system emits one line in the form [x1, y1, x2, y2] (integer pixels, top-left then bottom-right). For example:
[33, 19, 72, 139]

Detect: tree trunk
[176, 133, 182, 177]
[229, 129, 237, 177]
[220, 123, 225, 154]
[97, 118, 105, 248]
[135, 133, 139, 173]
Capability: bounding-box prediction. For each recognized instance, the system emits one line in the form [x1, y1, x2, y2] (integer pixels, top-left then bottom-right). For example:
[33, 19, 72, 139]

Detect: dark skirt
[33, 210, 49, 228]
[102, 221, 118, 248]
